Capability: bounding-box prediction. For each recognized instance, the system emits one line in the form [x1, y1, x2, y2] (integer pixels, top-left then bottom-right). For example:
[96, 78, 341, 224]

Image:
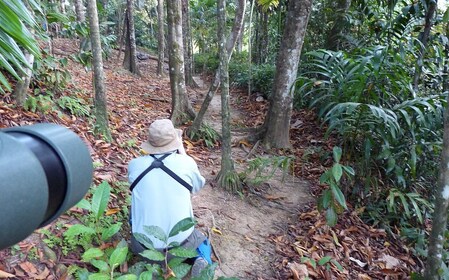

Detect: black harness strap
[129, 154, 193, 193]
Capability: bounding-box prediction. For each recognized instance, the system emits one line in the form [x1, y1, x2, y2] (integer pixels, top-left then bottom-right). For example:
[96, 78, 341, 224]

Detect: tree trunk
[412, 0, 437, 91]
[123, 0, 140, 75]
[167, 0, 195, 125]
[187, 0, 246, 137]
[87, 0, 112, 141]
[216, 0, 242, 193]
[253, 8, 268, 64]
[182, 0, 195, 86]
[157, 0, 165, 75]
[424, 26, 449, 280]
[325, 0, 351, 50]
[74, 0, 85, 22]
[13, 53, 34, 107]
[262, 0, 313, 149]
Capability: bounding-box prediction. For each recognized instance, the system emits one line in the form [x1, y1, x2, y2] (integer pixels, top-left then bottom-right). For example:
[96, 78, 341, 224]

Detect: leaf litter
[0, 38, 422, 279]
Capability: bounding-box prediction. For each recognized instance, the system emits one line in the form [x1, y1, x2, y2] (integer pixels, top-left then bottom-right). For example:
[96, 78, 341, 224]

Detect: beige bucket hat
[141, 119, 183, 154]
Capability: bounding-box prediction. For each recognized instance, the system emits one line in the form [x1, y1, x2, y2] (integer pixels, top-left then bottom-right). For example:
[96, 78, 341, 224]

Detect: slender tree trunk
[424, 90, 449, 279]
[167, 0, 195, 125]
[13, 53, 34, 107]
[187, 0, 246, 137]
[216, 0, 241, 193]
[117, 5, 126, 61]
[253, 8, 269, 64]
[424, 27, 449, 280]
[261, 0, 313, 149]
[412, 0, 437, 91]
[182, 0, 195, 86]
[325, 0, 351, 51]
[248, 0, 255, 95]
[157, 0, 165, 75]
[87, 0, 112, 141]
[74, 0, 85, 22]
[123, 0, 140, 74]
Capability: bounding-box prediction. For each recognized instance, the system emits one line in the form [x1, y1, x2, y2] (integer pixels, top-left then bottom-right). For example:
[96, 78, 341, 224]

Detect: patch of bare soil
[189, 80, 312, 279]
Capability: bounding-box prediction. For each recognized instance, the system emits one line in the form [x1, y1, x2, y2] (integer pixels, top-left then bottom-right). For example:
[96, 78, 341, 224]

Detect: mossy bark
[216, 0, 242, 193]
[167, 0, 195, 125]
[87, 0, 111, 141]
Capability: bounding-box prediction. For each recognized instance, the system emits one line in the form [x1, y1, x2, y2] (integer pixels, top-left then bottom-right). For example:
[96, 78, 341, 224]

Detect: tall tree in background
[261, 0, 313, 148]
[182, 0, 195, 86]
[325, 0, 351, 50]
[156, 0, 165, 75]
[187, 0, 246, 136]
[74, 0, 85, 22]
[123, 0, 140, 74]
[412, 0, 437, 90]
[216, 0, 241, 193]
[252, 7, 269, 64]
[87, 0, 112, 140]
[424, 86, 449, 279]
[166, 0, 195, 124]
[425, 19, 449, 278]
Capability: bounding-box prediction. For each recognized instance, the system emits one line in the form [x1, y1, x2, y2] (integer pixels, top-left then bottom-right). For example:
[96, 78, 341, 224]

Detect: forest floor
[0, 39, 423, 279]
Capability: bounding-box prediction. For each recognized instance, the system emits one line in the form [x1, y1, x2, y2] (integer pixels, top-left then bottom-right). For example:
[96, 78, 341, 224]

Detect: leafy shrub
[317, 147, 353, 226]
[296, 47, 442, 231]
[239, 155, 294, 187]
[193, 53, 219, 73]
[32, 52, 71, 94]
[229, 57, 275, 98]
[57, 95, 91, 117]
[189, 123, 220, 148]
[63, 181, 123, 254]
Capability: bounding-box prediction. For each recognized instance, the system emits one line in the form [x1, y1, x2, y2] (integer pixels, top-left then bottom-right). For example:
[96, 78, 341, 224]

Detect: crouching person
[128, 119, 212, 276]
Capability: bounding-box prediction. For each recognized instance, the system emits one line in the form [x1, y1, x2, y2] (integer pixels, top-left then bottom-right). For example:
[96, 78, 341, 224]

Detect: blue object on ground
[196, 238, 213, 264]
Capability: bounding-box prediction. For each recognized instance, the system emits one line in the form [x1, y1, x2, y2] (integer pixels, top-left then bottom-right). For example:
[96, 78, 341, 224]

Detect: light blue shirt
[128, 152, 205, 249]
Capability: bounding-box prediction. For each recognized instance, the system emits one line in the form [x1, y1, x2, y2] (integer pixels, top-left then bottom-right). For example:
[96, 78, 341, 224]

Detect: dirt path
[190, 79, 312, 279]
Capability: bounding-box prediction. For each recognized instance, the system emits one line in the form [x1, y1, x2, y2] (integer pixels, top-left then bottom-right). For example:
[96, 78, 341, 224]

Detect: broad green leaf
[301, 257, 317, 269]
[332, 147, 342, 163]
[92, 181, 111, 220]
[82, 248, 104, 262]
[331, 164, 343, 182]
[143, 225, 167, 243]
[326, 207, 338, 227]
[116, 275, 138, 280]
[88, 273, 109, 280]
[101, 223, 122, 241]
[133, 233, 155, 249]
[342, 166, 355, 176]
[398, 193, 411, 218]
[90, 259, 110, 273]
[64, 224, 95, 238]
[139, 249, 165, 262]
[138, 271, 153, 280]
[109, 246, 128, 267]
[169, 217, 195, 238]
[0, 72, 11, 92]
[331, 259, 344, 271]
[331, 184, 347, 209]
[318, 256, 332, 266]
[76, 199, 91, 210]
[191, 263, 218, 280]
[322, 189, 332, 210]
[171, 262, 191, 279]
[168, 247, 198, 258]
[409, 196, 423, 224]
[168, 257, 186, 268]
